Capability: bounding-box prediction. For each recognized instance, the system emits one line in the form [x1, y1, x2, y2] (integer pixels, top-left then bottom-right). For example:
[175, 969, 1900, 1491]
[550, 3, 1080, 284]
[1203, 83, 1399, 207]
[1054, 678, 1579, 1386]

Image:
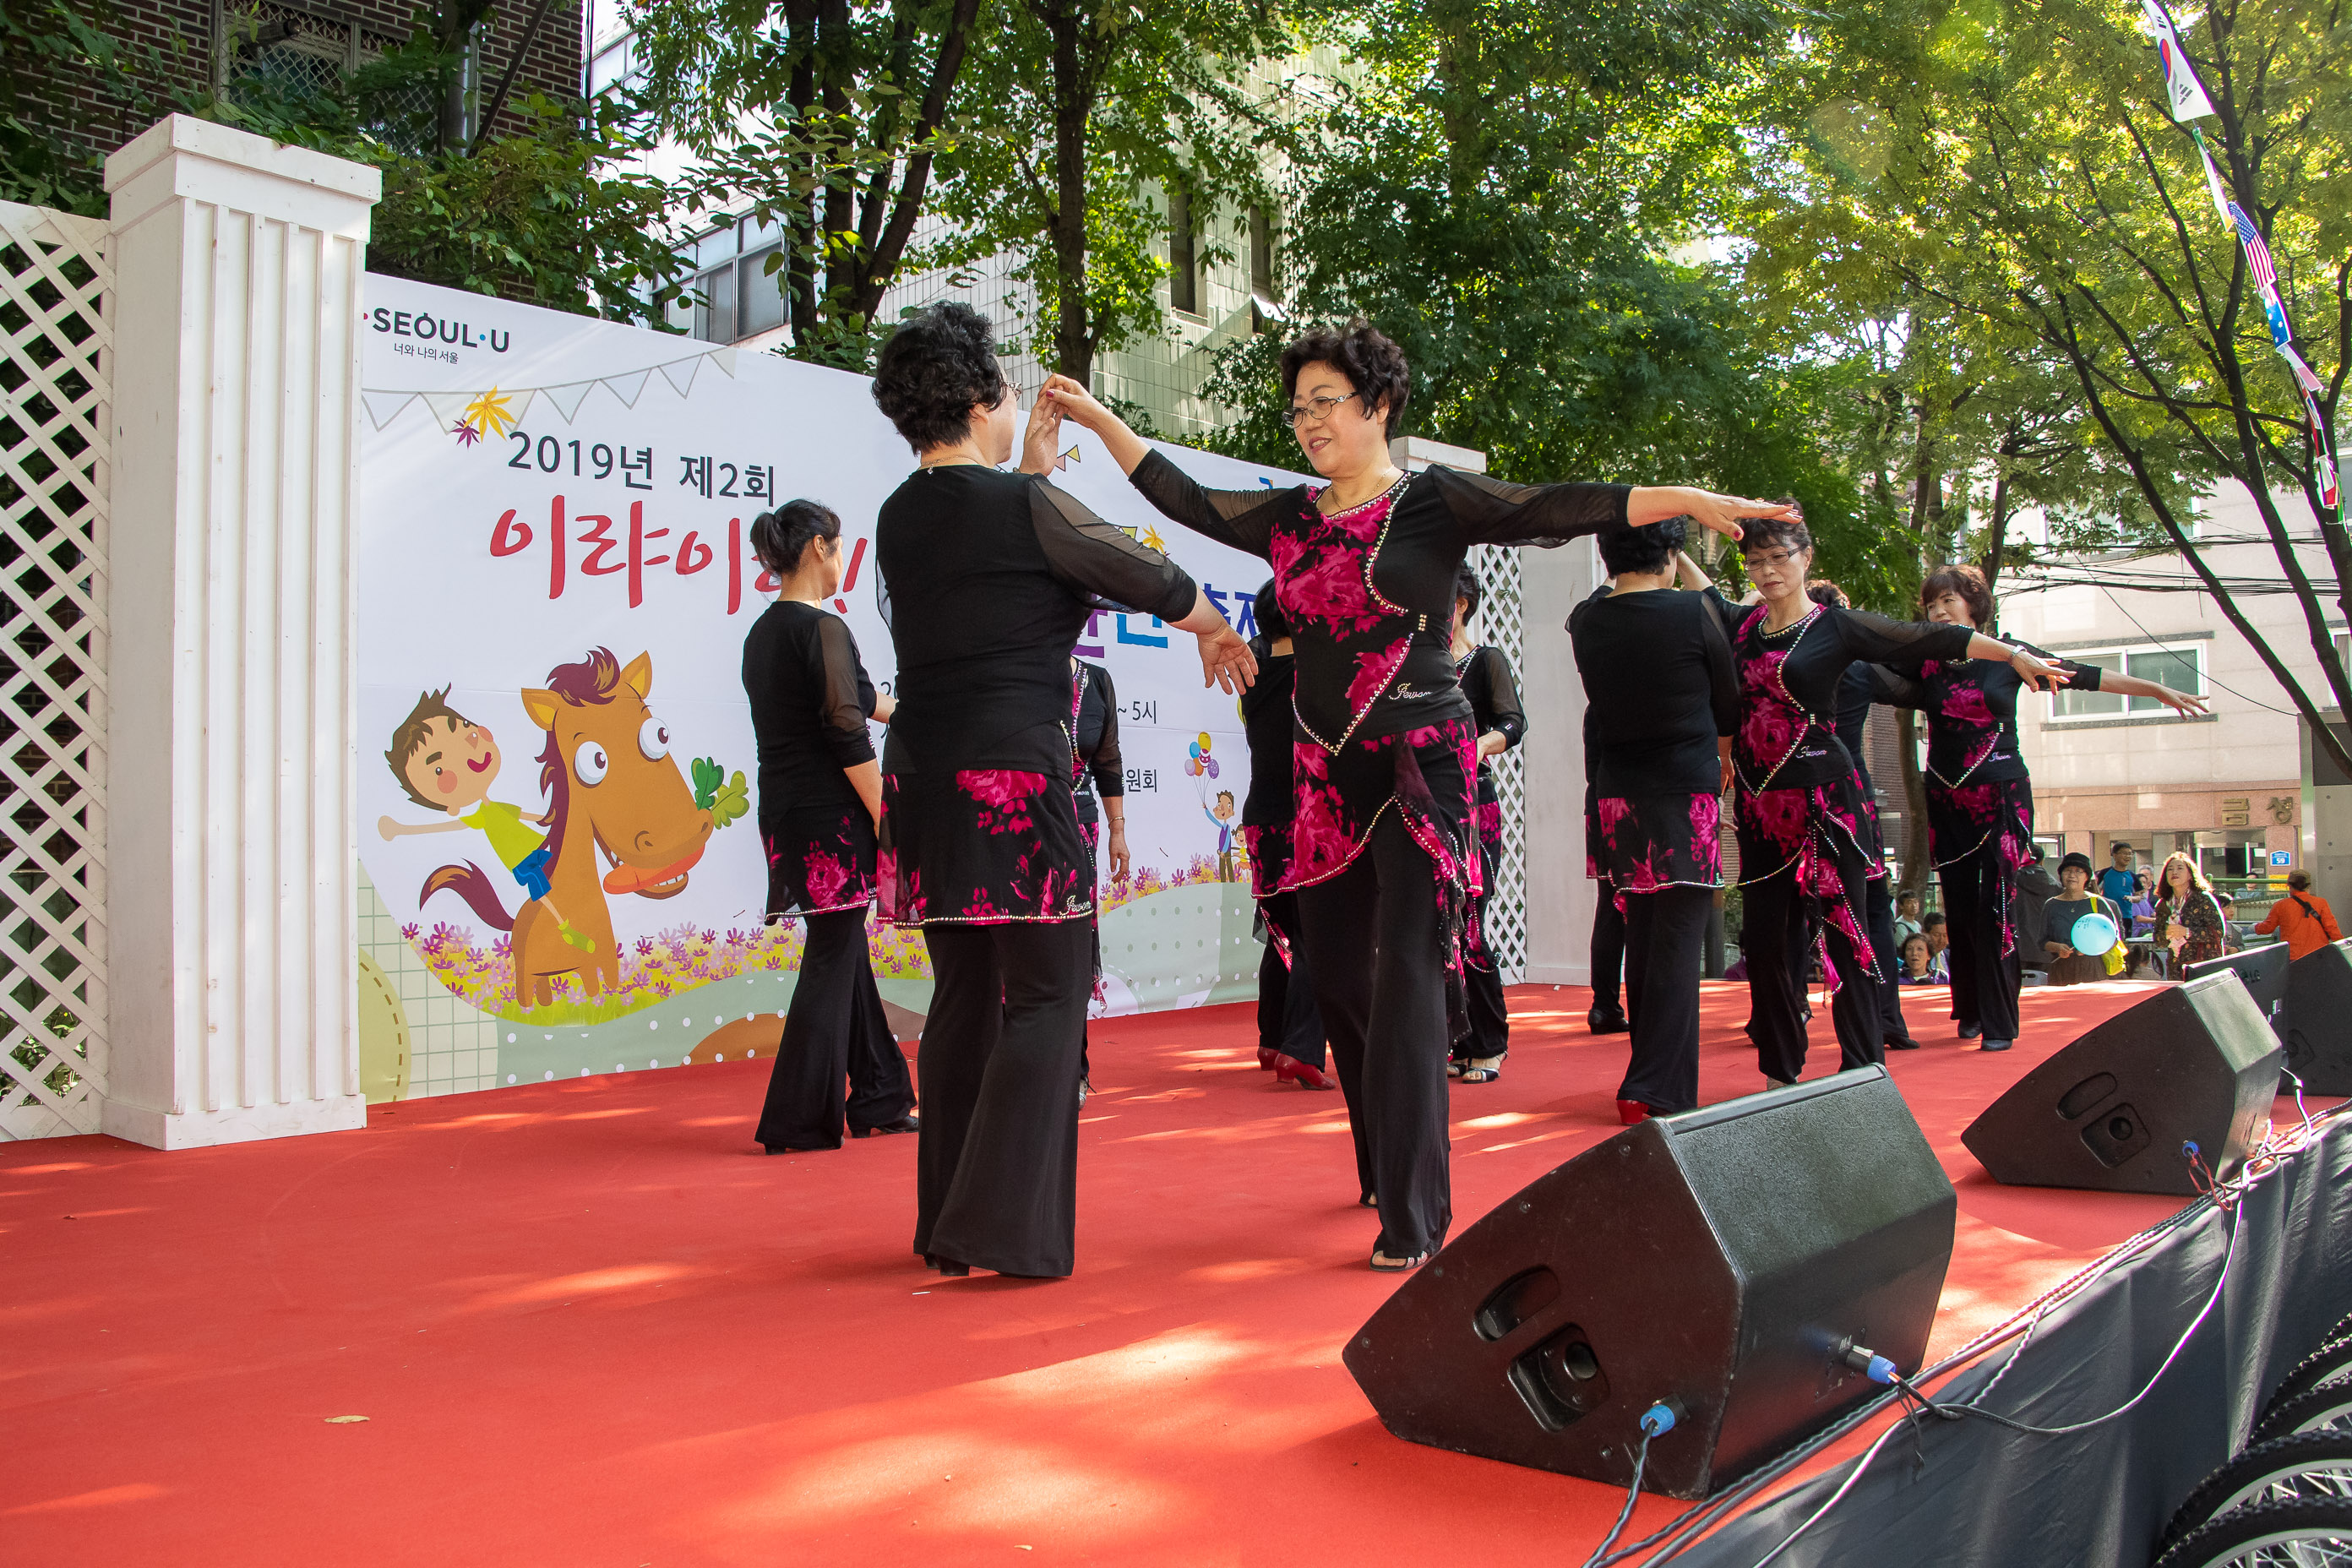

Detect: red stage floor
[0, 980, 2278, 1564]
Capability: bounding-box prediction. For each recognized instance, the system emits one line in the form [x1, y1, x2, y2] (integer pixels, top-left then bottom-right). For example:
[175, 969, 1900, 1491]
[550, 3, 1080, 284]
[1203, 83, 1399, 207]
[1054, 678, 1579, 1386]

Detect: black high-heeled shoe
[924, 1254, 971, 1277]
[852, 1115, 920, 1139]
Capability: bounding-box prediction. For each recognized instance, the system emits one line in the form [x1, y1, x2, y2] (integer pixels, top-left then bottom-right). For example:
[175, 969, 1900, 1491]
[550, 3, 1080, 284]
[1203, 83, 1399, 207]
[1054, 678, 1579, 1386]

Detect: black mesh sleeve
[1700, 597, 1740, 738]
[1087, 664, 1124, 798]
[813, 614, 878, 770]
[1833, 608, 1974, 667]
[2017, 640, 2105, 691]
[1472, 646, 1527, 748]
[1125, 449, 1295, 560]
[1425, 466, 1631, 547]
[1867, 663, 1928, 710]
[1027, 477, 1200, 623]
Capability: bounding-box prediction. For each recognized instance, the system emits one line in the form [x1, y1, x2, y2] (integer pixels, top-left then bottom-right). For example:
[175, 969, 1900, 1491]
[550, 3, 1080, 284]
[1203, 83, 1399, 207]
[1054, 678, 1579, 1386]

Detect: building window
[670, 215, 787, 344]
[2050, 645, 2206, 721]
[1168, 188, 1197, 317]
[1248, 203, 1286, 333]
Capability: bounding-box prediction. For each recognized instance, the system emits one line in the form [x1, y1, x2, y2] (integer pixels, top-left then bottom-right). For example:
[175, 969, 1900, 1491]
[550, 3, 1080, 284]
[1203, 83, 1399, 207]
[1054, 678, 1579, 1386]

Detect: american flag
[2228, 202, 2278, 290]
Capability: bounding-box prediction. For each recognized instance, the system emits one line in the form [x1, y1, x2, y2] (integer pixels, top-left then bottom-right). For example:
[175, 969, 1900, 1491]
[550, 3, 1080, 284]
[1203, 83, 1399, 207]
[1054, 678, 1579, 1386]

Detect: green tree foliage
[629, 0, 984, 368]
[923, 0, 1290, 382]
[0, 0, 689, 325]
[1744, 0, 2351, 776]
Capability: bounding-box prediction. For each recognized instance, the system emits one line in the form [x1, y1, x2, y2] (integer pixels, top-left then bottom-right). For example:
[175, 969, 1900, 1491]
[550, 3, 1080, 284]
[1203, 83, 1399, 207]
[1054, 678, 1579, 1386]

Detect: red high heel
[1617, 1099, 1654, 1125]
[1256, 1047, 1279, 1070]
[1274, 1057, 1338, 1091]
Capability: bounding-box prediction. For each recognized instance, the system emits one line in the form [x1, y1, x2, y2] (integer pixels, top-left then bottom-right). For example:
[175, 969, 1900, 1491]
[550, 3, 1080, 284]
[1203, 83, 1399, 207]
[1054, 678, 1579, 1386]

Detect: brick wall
[17, 0, 584, 179]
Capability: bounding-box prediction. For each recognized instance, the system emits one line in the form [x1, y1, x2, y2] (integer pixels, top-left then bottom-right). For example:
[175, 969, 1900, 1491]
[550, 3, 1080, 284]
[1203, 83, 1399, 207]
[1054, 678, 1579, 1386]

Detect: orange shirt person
[2256, 869, 2343, 961]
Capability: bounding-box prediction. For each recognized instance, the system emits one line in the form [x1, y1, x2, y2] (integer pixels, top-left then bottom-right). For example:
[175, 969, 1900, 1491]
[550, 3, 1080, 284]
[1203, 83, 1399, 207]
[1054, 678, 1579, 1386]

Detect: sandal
[1273, 1058, 1338, 1090]
[1369, 1248, 1430, 1272]
[1358, 1191, 1378, 1209]
[1455, 1053, 1505, 1085]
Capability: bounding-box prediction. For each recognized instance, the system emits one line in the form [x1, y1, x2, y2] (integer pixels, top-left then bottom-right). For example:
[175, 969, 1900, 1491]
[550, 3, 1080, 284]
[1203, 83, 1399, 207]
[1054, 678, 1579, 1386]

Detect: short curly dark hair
[1453, 563, 1484, 620]
[1920, 563, 1996, 629]
[1805, 578, 1848, 608]
[871, 302, 1010, 453]
[1597, 516, 1685, 576]
[1278, 318, 1410, 437]
[1738, 514, 1813, 558]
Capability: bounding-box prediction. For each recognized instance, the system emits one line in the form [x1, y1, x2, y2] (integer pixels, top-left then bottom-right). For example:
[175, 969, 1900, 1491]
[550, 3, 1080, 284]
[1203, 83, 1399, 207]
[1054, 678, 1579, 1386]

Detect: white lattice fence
[1470, 542, 1527, 982]
[0, 202, 111, 1140]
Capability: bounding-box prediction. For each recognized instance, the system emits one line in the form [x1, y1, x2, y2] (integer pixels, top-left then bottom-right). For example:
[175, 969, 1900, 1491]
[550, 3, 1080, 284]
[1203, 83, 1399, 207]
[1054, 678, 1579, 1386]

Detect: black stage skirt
[878, 768, 1093, 927]
[1926, 775, 2035, 957]
[1733, 770, 1885, 981]
[762, 804, 878, 918]
[1587, 791, 1724, 906]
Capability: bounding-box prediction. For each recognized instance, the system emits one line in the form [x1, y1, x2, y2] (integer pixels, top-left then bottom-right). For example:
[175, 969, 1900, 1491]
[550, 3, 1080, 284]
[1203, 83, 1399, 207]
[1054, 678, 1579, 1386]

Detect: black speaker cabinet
[2184, 945, 2289, 1043]
[1342, 1068, 1955, 1500]
[2284, 939, 2352, 1097]
[1961, 972, 2281, 1195]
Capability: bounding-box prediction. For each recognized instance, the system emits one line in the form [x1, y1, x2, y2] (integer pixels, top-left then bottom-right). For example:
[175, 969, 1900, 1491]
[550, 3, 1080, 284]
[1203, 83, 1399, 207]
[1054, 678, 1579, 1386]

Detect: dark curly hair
[1738, 515, 1813, 558]
[1920, 562, 1996, 629]
[1453, 563, 1484, 620]
[871, 302, 1010, 453]
[1278, 318, 1411, 437]
[1597, 515, 1687, 577]
[1805, 578, 1848, 608]
[749, 498, 841, 579]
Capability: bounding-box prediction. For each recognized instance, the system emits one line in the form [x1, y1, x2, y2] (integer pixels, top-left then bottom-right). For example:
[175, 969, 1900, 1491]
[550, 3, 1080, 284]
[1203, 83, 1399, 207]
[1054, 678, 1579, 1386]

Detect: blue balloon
[2071, 912, 2120, 956]
[1188, 741, 1203, 760]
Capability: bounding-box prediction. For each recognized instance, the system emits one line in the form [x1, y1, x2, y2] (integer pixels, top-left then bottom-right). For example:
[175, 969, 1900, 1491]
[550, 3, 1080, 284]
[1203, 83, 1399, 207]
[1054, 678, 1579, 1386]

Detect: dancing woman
[1810, 579, 1917, 1054]
[1705, 521, 2055, 1084]
[1876, 565, 2204, 1048]
[743, 500, 919, 1152]
[1570, 516, 1736, 1122]
[1042, 318, 1791, 1271]
[1241, 580, 1338, 1092]
[1449, 564, 1527, 1084]
[1070, 653, 1123, 1097]
[869, 303, 1252, 1279]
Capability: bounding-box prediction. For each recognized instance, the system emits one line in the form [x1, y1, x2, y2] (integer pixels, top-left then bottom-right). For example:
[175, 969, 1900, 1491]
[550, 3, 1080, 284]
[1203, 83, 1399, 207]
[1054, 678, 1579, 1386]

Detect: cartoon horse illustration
[422, 648, 730, 1010]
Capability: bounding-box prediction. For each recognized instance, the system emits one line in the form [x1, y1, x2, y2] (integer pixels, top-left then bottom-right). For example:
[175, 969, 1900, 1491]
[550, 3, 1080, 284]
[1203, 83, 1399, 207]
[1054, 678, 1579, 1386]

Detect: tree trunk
[1896, 708, 1932, 906]
[1979, 469, 2012, 586]
[1043, 1, 1095, 381]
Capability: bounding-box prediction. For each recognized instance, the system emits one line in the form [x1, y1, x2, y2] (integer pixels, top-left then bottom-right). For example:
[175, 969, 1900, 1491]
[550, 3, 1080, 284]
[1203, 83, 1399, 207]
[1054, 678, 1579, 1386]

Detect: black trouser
[1619, 886, 1711, 1113]
[1939, 842, 2022, 1041]
[1737, 833, 1884, 1083]
[754, 907, 917, 1151]
[1864, 876, 1911, 1045]
[1255, 890, 1328, 1070]
[913, 917, 1093, 1277]
[1591, 894, 1626, 1012]
[1296, 815, 1452, 1258]
[1459, 897, 1511, 1064]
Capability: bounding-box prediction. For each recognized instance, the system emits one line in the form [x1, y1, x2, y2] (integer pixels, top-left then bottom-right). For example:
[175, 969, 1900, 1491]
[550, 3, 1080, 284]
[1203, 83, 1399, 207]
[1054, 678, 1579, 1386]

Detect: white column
[1521, 536, 1602, 984]
[99, 117, 379, 1149]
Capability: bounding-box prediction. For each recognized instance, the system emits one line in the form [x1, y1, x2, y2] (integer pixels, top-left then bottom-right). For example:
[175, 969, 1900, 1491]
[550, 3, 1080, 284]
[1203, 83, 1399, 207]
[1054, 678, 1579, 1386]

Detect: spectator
[2099, 842, 2138, 911]
[2256, 869, 2343, 961]
[2153, 852, 2227, 971]
[1892, 892, 1924, 947]
[2043, 851, 2127, 986]
[1921, 912, 1950, 978]
[1897, 933, 1941, 986]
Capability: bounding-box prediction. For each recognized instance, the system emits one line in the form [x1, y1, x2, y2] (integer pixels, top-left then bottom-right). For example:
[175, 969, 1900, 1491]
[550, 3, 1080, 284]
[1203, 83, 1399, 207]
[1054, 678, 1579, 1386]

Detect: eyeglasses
[1283, 392, 1358, 427]
[1745, 547, 1805, 570]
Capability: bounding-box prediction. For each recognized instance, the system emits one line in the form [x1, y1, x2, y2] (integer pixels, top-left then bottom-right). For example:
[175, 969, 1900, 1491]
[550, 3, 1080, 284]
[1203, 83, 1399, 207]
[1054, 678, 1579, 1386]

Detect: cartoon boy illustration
[377, 688, 592, 952]
[1205, 788, 1238, 882]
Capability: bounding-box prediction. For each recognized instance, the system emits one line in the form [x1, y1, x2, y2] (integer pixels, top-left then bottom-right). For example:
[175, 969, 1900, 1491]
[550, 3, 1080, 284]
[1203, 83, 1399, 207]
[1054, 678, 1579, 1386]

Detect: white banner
[357, 277, 1302, 1099]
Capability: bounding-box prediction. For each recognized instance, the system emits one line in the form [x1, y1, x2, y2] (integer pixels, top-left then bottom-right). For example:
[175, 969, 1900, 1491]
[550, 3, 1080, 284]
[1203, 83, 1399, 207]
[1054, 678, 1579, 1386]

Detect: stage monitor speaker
[1960, 971, 2280, 1195]
[1342, 1067, 1954, 1500]
[2184, 945, 2289, 1043]
[2283, 939, 2352, 1097]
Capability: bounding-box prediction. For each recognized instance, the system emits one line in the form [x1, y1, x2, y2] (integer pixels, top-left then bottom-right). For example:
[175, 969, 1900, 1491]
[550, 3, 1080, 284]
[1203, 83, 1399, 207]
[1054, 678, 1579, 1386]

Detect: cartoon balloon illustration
[1204, 757, 1220, 778]
[1197, 732, 1212, 751]
[1188, 741, 1202, 760]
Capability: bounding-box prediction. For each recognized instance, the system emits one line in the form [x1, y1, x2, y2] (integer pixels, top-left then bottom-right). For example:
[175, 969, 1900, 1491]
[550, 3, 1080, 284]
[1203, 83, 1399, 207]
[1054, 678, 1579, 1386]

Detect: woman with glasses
[1702, 520, 2055, 1086]
[1038, 318, 1793, 1271]
[870, 303, 1254, 1280]
[1875, 565, 2203, 1049]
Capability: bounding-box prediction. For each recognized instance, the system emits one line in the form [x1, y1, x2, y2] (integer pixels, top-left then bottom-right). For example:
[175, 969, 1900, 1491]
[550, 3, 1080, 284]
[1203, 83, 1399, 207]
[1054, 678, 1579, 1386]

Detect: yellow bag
[2103, 941, 2127, 977]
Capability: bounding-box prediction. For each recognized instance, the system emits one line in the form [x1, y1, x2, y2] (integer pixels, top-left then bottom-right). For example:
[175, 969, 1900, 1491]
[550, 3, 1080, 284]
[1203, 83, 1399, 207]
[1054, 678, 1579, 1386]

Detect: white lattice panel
[1472, 542, 1527, 982]
[0, 201, 112, 1140]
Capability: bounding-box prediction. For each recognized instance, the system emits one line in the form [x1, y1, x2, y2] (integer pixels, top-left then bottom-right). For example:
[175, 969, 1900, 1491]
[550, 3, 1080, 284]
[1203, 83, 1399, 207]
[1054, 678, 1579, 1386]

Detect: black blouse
[1571, 588, 1739, 796]
[1832, 662, 1876, 797]
[742, 600, 877, 814]
[1457, 645, 1527, 765]
[877, 466, 1197, 779]
[1873, 640, 2104, 787]
[1071, 659, 1123, 825]
[1705, 594, 1971, 789]
[1239, 639, 1297, 827]
[1128, 450, 1626, 748]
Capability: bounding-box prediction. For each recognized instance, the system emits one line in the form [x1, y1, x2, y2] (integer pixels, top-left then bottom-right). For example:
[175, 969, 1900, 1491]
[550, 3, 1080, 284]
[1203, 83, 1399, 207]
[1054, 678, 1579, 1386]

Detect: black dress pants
[1255, 890, 1328, 1070]
[914, 917, 1093, 1277]
[1460, 903, 1511, 1064]
[1864, 876, 1912, 1045]
[1737, 834, 1884, 1083]
[1591, 894, 1626, 1011]
[1296, 815, 1452, 1259]
[1939, 842, 2022, 1041]
[755, 907, 917, 1151]
[1618, 885, 1711, 1113]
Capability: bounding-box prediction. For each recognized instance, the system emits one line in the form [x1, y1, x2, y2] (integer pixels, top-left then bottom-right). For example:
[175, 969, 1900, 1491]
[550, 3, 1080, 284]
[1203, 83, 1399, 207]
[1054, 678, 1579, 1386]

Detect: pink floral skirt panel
[877, 768, 1093, 927]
